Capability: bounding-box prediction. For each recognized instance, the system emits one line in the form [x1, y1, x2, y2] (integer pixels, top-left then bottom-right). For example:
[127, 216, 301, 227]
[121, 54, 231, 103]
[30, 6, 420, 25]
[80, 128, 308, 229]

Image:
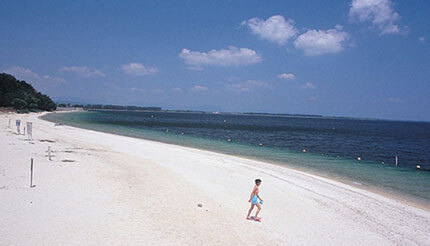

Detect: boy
[246, 179, 263, 221]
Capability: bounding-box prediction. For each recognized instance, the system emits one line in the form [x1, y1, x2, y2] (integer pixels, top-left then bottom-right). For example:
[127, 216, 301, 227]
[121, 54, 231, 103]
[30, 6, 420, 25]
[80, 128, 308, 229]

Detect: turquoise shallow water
[42, 111, 430, 205]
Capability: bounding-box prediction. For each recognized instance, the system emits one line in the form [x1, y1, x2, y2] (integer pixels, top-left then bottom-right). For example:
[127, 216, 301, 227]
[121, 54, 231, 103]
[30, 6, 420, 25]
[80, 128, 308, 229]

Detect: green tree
[0, 73, 57, 111]
[11, 98, 28, 109]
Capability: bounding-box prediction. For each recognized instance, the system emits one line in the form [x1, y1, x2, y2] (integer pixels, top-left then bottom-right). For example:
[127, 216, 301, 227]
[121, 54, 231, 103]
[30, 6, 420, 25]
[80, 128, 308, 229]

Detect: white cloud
[121, 63, 158, 76]
[179, 46, 262, 69]
[227, 84, 251, 92]
[226, 80, 269, 93]
[419, 37, 425, 43]
[41, 75, 67, 84]
[294, 26, 349, 56]
[301, 82, 316, 90]
[152, 89, 165, 94]
[278, 73, 296, 80]
[171, 87, 183, 93]
[59, 66, 105, 77]
[242, 15, 298, 45]
[3, 66, 66, 84]
[129, 87, 146, 93]
[4, 66, 39, 79]
[190, 85, 208, 92]
[246, 80, 269, 87]
[349, 0, 403, 35]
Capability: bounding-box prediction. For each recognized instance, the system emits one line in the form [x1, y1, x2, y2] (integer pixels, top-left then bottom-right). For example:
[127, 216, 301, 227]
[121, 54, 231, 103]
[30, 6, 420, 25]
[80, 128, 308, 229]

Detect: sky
[1, 0, 429, 121]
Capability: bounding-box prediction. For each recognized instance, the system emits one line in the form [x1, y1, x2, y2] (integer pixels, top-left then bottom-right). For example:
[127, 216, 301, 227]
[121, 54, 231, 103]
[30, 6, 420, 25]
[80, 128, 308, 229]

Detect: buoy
[259, 143, 263, 147]
[302, 149, 307, 153]
[227, 139, 231, 142]
[223, 120, 226, 122]
[181, 132, 184, 135]
[357, 157, 361, 161]
[381, 161, 384, 164]
[416, 165, 421, 169]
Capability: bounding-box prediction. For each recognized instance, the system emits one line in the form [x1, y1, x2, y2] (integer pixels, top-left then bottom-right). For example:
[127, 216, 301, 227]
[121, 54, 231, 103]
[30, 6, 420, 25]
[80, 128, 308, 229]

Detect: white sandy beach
[1, 112, 429, 245]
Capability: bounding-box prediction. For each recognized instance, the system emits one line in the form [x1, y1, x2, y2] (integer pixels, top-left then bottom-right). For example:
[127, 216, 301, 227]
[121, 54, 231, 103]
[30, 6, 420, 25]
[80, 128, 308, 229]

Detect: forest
[0, 73, 56, 112]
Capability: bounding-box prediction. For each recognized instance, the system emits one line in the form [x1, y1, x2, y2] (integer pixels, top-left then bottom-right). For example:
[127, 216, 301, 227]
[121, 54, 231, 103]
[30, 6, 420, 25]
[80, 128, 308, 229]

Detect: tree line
[0, 73, 56, 112]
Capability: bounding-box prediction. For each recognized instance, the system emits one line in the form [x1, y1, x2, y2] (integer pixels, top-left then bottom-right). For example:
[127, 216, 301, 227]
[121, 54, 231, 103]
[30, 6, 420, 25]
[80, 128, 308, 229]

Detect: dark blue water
[42, 110, 430, 204]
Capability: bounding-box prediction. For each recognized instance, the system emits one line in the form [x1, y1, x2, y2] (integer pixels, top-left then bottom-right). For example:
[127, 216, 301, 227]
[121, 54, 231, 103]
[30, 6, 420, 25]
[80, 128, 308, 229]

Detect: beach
[1, 112, 429, 245]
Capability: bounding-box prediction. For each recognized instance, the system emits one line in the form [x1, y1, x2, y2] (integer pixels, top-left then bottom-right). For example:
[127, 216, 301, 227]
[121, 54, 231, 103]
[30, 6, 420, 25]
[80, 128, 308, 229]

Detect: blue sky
[1, 0, 429, 121]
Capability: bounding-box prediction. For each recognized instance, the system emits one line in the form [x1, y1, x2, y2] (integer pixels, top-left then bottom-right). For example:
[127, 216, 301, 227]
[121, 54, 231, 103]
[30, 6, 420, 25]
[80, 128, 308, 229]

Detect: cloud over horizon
[121, 63, 158, 76]
[301, 82, 316, 90]
[278, 73, 296, 80]
[152, 89, 165, 94]
[242, 15, 298, 45]
[171, 87, 183, 93]
[3, 66, 67, 85]
[226, 80, 269, 93]
[190, 85, 209, 92]
[179, 46, 262, 69]
[349, 0, 403, 35]
[59, 66, 106, 77]
[294, 26, 349, 56]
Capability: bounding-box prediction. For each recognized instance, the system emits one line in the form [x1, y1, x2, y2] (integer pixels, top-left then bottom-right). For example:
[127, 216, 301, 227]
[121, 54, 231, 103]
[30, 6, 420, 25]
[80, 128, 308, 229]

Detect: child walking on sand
[246, 179, 263, 221]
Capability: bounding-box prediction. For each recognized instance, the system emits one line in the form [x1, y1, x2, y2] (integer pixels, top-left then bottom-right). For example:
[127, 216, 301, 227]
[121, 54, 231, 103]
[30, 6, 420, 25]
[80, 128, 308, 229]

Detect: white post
[16, 120, 21, 134]
[395, 156, 398, 167]
[8, 118, 11, 128]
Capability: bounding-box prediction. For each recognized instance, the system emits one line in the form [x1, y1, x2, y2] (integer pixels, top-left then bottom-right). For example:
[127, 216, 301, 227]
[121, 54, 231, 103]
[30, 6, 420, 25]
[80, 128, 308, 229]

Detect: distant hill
[0, 73, 56, 112]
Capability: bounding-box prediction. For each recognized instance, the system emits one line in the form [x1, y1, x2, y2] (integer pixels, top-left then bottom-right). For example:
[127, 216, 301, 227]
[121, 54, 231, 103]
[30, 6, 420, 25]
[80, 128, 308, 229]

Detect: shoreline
[2, 112, 429, 245]
[42, 111, 430, 211]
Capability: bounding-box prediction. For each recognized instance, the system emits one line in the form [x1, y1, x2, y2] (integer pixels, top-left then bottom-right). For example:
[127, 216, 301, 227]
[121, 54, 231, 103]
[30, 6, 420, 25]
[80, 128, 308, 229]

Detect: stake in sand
[30, 158, 35, 188]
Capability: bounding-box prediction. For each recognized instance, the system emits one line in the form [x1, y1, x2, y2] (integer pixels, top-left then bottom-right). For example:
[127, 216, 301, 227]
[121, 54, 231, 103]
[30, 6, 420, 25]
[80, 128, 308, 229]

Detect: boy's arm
[257, 194, 262, 200]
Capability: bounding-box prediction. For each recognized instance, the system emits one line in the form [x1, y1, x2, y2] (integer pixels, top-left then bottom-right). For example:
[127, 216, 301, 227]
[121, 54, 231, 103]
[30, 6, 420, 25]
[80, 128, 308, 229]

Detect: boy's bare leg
[254, 203, 262, 219]
[246, 204, 255, 219]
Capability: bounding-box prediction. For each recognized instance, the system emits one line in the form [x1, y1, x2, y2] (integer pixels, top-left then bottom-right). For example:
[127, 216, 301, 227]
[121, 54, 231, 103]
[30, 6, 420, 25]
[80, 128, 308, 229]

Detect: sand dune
[1, 112, 429, 245]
